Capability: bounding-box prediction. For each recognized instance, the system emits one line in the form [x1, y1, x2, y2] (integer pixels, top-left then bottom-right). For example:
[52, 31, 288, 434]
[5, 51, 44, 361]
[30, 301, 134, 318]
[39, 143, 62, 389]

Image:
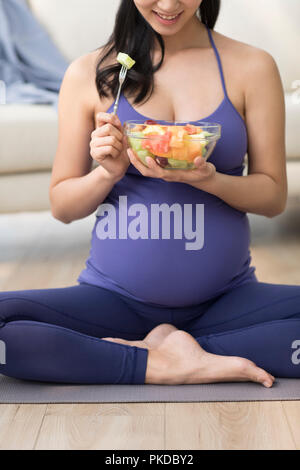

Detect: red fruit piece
[134, 124, 146, 131]
[184, 124, 198, 135]
[144, 120, 158, 125]
[142, 131, 172, 155]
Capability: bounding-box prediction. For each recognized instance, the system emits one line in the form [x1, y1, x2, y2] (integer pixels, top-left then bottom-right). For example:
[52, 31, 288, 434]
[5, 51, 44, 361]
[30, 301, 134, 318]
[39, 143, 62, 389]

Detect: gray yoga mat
[0, 375, 299, 403]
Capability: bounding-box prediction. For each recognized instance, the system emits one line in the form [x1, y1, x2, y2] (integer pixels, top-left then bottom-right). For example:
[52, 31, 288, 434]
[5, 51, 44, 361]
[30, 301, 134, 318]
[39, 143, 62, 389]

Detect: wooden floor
[0, 202, 300, 450]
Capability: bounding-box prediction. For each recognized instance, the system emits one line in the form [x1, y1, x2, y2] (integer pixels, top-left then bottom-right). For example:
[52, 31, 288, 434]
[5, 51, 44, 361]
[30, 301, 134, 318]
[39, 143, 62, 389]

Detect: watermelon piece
[142, 130, 172, 155]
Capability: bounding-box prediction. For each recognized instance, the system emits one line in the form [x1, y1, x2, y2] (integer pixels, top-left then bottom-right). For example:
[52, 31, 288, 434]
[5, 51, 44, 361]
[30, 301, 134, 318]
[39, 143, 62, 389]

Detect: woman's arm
[49, 54, 119, 224]
[191, 49, 287, 218]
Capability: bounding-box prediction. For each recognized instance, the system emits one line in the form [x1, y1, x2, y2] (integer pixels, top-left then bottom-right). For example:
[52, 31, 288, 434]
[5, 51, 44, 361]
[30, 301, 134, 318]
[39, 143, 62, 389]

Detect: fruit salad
[125, 120, 221, 170]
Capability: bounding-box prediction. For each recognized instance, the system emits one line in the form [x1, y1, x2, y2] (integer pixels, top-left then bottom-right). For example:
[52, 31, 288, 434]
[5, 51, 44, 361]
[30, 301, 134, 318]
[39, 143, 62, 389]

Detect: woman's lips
[153, 11, 183, 25]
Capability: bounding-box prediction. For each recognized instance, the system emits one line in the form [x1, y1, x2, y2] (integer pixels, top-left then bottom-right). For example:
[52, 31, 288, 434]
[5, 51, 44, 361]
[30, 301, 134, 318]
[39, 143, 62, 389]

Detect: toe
[244, 361, 274, 387]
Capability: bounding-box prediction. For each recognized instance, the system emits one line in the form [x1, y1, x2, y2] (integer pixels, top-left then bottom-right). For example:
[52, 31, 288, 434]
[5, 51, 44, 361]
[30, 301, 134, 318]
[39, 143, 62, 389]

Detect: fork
[112, 65, 128, 116]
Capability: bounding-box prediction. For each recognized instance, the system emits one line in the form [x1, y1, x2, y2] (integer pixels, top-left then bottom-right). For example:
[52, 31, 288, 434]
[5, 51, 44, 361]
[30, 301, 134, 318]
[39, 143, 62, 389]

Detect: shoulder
[60, 47, 112, 113]
[213, 31, 280, 81]
[63, 49, 102, 85]
[212, 30, 282, 103]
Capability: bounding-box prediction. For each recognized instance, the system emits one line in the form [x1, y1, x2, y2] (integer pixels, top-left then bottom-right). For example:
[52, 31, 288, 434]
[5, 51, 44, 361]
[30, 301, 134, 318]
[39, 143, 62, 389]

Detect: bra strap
[205, 24, 229, 100]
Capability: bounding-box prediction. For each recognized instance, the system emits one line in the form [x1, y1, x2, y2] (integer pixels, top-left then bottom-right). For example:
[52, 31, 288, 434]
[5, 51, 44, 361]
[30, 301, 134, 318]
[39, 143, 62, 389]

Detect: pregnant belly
[86, 196, 254, 307]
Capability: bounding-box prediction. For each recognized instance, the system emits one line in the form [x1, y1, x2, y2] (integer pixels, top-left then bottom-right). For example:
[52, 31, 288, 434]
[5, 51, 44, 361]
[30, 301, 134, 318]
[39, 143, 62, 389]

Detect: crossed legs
[1, 281, 300, 386]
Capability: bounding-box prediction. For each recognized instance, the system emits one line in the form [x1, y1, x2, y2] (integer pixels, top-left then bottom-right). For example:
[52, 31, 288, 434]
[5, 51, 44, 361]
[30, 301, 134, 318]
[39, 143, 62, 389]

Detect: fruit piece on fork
[113, 53, 136, 116]
[117, 53, 136, 70]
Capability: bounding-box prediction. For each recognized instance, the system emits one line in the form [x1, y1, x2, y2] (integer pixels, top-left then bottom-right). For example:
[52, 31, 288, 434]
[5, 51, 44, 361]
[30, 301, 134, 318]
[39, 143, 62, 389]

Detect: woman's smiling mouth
[153, 10, 183, 24]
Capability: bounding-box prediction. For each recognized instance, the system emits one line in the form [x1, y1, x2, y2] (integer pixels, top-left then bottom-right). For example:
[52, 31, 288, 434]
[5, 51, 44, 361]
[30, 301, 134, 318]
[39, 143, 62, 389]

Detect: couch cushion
[0, 104, 58, 173]
[286, 162, 300, 201]
[286, 93, 300, 159]
[27, 0, 119, 62]
[0, 172, 52, 213]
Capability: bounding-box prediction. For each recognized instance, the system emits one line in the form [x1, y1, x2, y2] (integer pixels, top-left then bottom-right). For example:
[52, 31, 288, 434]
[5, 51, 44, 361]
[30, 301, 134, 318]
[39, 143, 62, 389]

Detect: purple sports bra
[77, 25, 258, 307]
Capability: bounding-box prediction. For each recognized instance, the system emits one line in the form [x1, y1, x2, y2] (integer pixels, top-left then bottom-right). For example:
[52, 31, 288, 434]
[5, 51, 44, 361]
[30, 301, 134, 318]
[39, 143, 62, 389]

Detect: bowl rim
[125, 120, 221, 140]
[124, 119, 222, 129]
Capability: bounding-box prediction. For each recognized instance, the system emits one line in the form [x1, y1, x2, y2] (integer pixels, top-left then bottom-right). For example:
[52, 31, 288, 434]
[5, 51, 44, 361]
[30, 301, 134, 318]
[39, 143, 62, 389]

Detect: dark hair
[95, 0, 221, 106]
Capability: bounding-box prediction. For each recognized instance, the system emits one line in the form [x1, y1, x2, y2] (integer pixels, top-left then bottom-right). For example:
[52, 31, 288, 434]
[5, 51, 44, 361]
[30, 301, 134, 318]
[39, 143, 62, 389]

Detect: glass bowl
[124, 119, 221, 170]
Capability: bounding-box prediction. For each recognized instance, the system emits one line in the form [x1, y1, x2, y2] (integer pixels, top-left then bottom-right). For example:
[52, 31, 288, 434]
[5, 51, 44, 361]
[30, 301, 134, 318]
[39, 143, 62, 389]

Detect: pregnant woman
[1, 0, 300, 387]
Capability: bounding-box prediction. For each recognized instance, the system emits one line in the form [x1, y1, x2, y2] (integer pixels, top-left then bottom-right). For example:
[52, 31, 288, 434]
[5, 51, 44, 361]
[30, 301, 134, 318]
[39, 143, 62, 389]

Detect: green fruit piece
[198, 131, 214, 138]
[187, 163, 195, 169]
[128, 133, 144, 152]
[117, 53, 136, 69]
[137, 150, 154, 166]
[168, 159, 189, 169]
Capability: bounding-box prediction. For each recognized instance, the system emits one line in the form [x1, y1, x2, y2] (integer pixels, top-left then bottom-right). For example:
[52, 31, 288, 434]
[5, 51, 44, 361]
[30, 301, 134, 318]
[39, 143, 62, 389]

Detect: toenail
[263, 381, 272, 387]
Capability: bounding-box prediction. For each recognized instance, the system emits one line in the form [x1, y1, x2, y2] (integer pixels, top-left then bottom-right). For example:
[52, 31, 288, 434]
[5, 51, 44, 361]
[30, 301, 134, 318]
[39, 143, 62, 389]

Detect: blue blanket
[0, 0, 69, 106]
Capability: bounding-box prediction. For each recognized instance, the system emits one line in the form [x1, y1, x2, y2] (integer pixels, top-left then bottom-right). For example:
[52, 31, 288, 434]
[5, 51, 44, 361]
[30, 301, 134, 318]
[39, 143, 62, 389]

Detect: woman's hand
[127, 148, 216, 185]
[90, 112, 130, 183]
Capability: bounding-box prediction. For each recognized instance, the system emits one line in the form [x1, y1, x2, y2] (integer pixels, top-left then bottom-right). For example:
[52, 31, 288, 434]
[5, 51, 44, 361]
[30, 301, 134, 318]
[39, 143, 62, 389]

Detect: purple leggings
[0, 281, 300, 383]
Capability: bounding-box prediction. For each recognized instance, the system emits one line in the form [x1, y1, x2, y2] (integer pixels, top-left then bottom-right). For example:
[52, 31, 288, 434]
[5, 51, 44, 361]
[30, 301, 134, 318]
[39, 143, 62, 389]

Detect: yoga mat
[0, 375, 299, 403]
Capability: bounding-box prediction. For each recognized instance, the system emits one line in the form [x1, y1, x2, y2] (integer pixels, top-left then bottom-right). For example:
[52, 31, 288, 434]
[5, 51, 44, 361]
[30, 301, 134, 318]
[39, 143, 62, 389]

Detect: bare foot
[101, 323, 178, 350]
[146, 330, 275, 388]
[101, 337, 148, 349]
[143, 324, 178, 349]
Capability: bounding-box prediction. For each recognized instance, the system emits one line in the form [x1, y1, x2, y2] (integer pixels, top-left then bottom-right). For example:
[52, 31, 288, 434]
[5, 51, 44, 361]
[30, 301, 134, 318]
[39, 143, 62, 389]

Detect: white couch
[0, 0, 299, 213]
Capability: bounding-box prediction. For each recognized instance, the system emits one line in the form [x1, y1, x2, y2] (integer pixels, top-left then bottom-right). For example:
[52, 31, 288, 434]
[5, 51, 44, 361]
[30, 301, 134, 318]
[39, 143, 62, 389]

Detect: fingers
[193, 158, 213, 174]
[129, 150, 164, 178]
[127, 149, 153, 177]
[92, 122, 124, 141]
[193, 156, 205, 167]
[127, 149, 215, 184]
[90, 145, 120, 161]
[92, 135, 123, 153]
[96, 111, 122, 131]
[148, 161, 182, 182]
[91, 113, 125, 162]
[128, 149, 180, 182]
